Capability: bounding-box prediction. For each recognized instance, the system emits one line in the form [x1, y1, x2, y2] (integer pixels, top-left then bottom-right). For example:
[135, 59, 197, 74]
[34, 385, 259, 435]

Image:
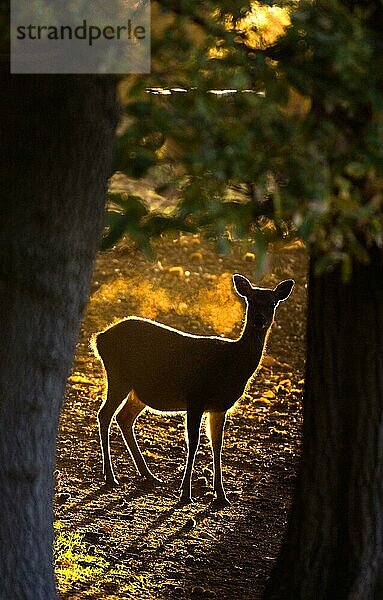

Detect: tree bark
[265, 249, 383, 600]
[0, 72, 118, 599]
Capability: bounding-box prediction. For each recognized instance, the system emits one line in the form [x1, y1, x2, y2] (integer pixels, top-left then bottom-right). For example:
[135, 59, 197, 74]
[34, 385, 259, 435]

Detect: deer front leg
[207, 410, 229, 505]
[116, 390, 162, 484]
[180, 408, 203, 503]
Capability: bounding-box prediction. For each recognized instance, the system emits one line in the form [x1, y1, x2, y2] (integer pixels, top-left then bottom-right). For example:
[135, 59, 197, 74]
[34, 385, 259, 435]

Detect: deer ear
[233, 274, 253, 298]
[273, 279, 295, 303]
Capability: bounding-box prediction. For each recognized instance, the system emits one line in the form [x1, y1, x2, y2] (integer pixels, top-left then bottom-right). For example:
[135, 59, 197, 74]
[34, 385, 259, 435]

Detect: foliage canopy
[103, 1, 383, 274]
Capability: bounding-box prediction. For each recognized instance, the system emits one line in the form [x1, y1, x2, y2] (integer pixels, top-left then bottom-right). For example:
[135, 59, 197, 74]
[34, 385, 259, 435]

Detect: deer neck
[237, 312, 270, 370]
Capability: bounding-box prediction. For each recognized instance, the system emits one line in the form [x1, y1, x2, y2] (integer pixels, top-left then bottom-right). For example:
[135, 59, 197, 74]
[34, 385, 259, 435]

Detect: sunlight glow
[236, 2, 291, 49]
[89, 271, 244, 336]
[91, 276, 173, 321]
[192, 272, 243, 335]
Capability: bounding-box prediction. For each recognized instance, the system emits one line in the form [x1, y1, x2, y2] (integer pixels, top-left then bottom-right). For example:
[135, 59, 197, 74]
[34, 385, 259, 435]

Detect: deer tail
[90, 330, 106, 359]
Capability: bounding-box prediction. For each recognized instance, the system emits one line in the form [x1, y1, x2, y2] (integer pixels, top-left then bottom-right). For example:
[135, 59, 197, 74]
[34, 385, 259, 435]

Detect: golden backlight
[89, 272, 243, 336]
[235, 2, 290, 49]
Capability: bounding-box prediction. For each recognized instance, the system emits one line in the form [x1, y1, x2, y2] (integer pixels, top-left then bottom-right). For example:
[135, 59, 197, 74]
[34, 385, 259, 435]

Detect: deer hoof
[144, 474, 163, 486]
[103, 477, 119, 488]
[214, 495, 231, 507]
[179, 493, 194, 505]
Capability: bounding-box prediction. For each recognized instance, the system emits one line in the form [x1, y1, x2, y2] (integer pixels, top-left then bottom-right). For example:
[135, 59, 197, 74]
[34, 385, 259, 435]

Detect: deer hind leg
[180, 408, 203, 503]
[115, 390, 162, 484]
[207, 410, 229, 505]
[97, 383, 127, 485]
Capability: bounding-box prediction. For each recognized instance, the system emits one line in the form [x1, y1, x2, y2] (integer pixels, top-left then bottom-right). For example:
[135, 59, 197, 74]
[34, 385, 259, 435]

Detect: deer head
[233, 274, 295, 330]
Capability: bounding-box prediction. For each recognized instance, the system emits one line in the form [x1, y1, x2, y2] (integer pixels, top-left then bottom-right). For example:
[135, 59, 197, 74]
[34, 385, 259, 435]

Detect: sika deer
[94, 274, 294, 504]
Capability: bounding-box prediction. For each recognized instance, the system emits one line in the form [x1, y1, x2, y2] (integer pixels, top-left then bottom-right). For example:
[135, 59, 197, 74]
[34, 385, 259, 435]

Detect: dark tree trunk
[265, 249, 383, 600]
[0, 72, 118, 598]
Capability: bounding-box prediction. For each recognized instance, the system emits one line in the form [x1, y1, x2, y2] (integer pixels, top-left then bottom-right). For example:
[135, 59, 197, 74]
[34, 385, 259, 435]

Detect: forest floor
[55, 233, 307, 600]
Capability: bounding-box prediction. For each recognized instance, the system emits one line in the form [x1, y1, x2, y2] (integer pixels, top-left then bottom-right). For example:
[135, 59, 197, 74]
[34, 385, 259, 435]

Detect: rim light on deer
[92, 273, 295, 504]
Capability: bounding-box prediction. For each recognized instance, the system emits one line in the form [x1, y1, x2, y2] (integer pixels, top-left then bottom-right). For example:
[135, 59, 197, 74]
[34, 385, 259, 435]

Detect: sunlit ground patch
[88, 271, 246, 337]
[189, 272, 243, 336]
[88, 276, 174, 330]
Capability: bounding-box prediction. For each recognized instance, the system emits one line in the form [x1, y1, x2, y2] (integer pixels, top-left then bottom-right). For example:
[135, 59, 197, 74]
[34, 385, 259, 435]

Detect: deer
[93, 274, 294, 504]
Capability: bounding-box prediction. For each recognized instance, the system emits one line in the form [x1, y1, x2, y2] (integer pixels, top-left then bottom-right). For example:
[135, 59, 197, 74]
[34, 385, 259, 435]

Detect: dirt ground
[55, 234, 307, 599]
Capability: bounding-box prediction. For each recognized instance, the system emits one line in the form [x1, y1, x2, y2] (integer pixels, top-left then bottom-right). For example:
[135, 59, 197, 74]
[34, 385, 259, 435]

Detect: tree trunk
[265, 249, 383, 600]
[0, 71, 118, 599]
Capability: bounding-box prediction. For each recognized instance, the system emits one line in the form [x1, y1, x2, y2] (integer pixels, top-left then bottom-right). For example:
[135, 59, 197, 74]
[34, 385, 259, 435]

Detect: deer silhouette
[93, 274, 294, 504]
